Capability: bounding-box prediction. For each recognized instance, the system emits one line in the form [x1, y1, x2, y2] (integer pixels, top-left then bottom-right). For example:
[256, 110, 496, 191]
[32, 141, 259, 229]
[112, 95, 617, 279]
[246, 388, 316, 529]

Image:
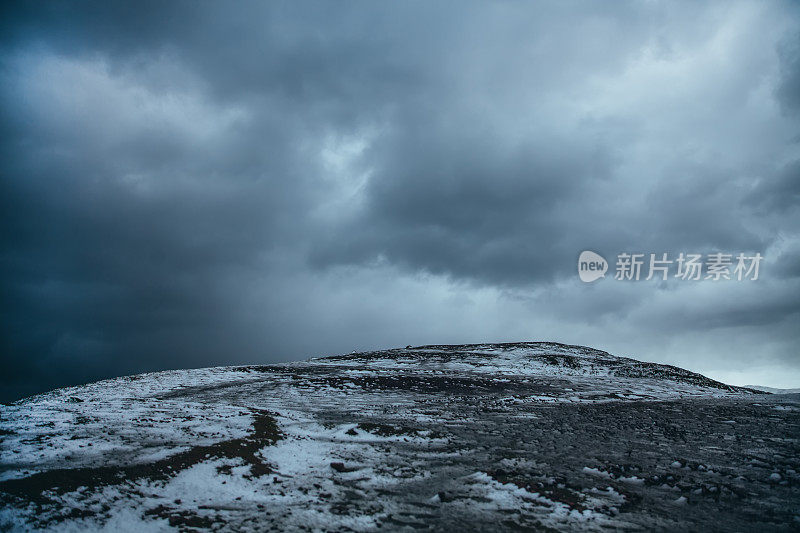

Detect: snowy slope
[1, 342, 797, 532]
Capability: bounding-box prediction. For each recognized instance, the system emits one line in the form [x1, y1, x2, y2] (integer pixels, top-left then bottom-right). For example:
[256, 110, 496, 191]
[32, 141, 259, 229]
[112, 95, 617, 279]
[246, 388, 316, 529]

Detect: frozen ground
[1, 342, 799, 531]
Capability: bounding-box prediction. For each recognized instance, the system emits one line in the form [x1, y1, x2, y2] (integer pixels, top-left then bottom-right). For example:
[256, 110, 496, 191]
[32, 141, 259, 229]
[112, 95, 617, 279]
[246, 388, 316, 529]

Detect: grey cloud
[776, 32, 800, 116]
[748, 160, 800, 213]
[310, 124, 617, 286]
[2, 1, 800, 401]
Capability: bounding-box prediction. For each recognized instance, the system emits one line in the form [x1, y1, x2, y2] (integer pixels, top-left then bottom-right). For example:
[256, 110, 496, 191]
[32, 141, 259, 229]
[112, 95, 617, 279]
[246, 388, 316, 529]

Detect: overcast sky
[1, 1, 799, 401]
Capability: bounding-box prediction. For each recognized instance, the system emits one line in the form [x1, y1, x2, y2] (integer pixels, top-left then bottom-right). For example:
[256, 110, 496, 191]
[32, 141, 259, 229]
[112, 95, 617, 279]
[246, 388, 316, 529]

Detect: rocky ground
[1, 342, 799, 531]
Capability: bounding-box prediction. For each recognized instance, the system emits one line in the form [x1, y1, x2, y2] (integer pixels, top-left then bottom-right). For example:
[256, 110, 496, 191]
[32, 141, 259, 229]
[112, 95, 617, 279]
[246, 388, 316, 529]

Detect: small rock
[330, 462, 348, 472]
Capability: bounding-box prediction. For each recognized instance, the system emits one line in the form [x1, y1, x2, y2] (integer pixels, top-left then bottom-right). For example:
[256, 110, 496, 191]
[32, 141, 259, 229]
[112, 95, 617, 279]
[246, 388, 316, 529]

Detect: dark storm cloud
[776, 32, 800, 115]
[2, 1, 800, 401]
[309, 124, 617, 285]
[748, 159, 800, 213]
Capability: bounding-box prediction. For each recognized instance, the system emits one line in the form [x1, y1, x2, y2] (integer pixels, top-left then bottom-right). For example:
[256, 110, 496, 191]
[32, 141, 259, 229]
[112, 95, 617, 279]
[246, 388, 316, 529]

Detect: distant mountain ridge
[744, 385, 800, 394]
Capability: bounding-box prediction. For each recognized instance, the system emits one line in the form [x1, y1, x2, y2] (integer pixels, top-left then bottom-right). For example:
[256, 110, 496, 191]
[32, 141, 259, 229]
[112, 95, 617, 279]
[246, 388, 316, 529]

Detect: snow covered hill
[1, 342, 798, 531]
